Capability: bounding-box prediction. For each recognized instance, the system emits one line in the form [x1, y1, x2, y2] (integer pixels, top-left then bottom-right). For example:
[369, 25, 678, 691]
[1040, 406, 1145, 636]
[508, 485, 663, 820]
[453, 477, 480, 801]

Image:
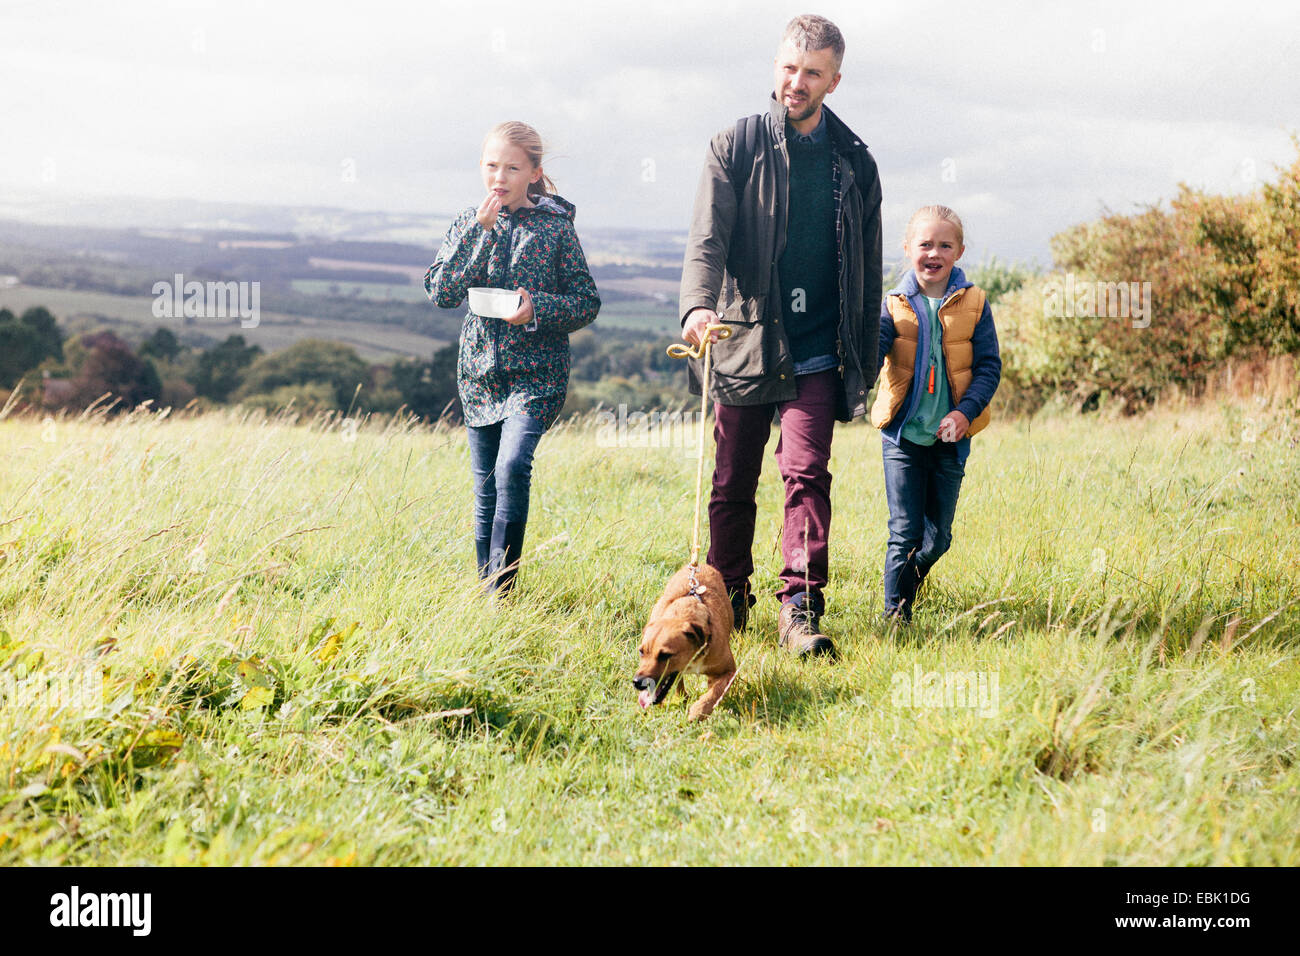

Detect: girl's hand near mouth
[476, 192, 503, 230]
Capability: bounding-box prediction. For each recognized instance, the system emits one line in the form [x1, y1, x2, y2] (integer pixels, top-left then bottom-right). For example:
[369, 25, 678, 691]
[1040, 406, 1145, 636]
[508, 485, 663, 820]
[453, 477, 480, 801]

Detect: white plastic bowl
[468, 287, 522, 319]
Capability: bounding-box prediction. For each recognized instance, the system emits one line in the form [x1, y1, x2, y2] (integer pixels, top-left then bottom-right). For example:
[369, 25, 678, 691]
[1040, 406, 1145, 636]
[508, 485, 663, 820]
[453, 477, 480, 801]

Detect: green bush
[966, 255, 1039, 305]
[236, 339, 369, 410]
[997, 140, 1300, 414]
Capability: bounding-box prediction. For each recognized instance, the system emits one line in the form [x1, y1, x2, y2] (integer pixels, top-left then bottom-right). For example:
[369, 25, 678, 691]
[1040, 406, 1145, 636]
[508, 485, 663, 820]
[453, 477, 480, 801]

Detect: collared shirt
[789, 110, 828, 145]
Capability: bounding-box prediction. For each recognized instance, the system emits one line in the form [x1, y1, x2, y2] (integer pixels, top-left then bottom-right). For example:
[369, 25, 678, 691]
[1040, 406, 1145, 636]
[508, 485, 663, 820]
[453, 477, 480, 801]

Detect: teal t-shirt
[901, 295, 951, 446]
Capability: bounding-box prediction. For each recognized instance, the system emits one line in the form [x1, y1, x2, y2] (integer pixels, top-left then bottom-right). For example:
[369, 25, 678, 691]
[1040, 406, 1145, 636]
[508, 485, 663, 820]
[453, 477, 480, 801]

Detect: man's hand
[937, 410, 970, 442]
[503, 288, 534, 327]
[476, 193, 503, 230]
[683, 308, 723, 346]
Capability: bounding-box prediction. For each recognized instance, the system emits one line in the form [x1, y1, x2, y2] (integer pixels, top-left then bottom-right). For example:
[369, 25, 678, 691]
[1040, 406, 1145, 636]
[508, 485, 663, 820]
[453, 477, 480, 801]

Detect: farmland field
[1, 283, 681, 361]
[589, 302, 680, 335]
[288, 280, 683, 336]
[0, 284, 446, 361]
[290, 278, 429, 304]
[0, 399, 1296, 865]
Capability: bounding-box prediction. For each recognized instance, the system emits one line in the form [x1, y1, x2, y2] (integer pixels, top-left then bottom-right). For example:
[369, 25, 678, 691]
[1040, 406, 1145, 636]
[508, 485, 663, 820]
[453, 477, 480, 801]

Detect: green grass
[0, 398, 1296, 865]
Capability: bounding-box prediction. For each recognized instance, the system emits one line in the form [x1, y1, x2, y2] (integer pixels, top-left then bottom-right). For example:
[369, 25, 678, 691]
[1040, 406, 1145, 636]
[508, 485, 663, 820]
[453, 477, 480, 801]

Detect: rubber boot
[475, 536, 492, 581]
[487, 519, 527, 597]
[893, 549, 923, 621]
[912, 562, 931, 613]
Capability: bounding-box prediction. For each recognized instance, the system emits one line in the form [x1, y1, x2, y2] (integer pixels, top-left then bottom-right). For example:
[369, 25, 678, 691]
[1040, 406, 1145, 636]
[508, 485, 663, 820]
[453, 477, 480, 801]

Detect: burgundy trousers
[706, 369, 837, 609]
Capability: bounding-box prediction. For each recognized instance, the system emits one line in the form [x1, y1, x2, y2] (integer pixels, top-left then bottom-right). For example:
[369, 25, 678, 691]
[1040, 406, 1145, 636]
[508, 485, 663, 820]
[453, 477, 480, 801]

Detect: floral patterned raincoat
[425, 194, 600, 428]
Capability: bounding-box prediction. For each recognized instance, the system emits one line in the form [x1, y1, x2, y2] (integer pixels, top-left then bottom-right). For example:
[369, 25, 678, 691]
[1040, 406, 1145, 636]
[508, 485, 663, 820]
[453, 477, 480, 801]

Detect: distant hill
[0, 190, 906, 355]
[0, 193, 689, 358]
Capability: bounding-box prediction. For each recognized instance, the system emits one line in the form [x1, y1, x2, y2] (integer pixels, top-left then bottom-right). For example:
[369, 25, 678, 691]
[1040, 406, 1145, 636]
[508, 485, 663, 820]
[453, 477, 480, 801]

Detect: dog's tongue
[638, 689, 653, 709]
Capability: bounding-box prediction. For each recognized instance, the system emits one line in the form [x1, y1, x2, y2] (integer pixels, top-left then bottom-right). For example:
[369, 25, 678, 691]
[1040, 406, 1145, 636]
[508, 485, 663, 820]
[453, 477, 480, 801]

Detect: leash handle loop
[666, 324, 731, 570]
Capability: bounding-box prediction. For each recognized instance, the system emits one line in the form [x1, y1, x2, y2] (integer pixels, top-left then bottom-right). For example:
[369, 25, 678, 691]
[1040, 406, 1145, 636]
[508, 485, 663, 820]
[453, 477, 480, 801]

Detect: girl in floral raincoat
[425, 121, 600, 595]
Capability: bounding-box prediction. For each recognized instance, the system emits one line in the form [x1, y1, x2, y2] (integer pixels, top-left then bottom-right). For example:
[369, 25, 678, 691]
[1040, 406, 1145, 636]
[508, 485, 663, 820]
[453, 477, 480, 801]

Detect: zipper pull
[928, 364, 935, 395]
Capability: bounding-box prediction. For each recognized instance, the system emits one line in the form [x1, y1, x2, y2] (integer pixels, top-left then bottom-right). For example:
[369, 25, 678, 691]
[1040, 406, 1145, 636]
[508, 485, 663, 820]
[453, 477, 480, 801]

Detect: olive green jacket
[679, 96, 883, 419]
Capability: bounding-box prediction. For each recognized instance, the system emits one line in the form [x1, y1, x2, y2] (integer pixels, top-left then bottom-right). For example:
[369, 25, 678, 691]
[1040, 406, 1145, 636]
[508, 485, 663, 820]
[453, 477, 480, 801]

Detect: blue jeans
[466, 415, 546, 580]
[882, 436, 965, 619]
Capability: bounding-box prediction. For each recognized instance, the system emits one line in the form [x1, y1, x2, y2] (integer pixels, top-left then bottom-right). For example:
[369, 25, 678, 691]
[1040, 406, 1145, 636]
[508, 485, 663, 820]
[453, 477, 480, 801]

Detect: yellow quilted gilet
[870, 286, 991, 437]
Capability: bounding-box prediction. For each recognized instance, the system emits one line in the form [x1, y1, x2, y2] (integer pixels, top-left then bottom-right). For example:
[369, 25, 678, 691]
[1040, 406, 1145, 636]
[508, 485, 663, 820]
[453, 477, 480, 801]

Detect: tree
[0, 309, 30, 388]
[235, 338, 369, 410]
[391, 344, 460, 420]
[20, 307, 62, 362]
[58, 331, 162, 410]
[139, 327, 182, 362]
[0, 306, 64, 388]
[189, 335, 263, 402]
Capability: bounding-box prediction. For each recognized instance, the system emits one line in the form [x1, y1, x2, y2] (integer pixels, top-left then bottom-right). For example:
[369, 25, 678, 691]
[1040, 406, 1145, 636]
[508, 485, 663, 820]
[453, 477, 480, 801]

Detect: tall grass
[0, 398, 1296, 864]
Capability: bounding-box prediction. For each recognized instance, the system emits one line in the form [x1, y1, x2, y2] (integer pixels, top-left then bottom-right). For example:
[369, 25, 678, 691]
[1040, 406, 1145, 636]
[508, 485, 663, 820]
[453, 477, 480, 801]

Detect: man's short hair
[781, 14, 845, 70]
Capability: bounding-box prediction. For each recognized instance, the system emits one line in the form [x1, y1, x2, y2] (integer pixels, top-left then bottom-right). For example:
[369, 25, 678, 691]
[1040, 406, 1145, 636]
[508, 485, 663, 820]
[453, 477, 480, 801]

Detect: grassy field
[0, 398, 1297, 865]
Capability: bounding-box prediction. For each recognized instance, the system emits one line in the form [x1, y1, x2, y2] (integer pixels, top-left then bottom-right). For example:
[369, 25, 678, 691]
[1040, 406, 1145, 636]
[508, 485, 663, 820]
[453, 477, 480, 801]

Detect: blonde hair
[483, 121, 556, 198]
[905, 205, 965, 245]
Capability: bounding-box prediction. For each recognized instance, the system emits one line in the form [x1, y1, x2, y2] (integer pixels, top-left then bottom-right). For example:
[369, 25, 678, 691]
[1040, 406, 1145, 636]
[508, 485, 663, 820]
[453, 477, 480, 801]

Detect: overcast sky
[2, 0, 1297, 263]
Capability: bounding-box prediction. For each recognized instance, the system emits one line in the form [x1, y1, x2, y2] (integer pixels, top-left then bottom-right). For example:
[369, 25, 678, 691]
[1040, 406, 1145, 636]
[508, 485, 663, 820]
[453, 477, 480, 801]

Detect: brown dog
[634, 563, 736, 721]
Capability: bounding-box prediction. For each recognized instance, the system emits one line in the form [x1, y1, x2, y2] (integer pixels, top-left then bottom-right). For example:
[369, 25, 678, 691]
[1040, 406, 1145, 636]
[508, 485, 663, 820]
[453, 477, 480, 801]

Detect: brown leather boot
[778, 597, 836, 658]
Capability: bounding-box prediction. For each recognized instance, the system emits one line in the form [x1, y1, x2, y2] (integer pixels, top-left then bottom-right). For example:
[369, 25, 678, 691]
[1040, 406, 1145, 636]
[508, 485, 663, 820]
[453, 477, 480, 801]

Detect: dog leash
[667, 323, 731, 599]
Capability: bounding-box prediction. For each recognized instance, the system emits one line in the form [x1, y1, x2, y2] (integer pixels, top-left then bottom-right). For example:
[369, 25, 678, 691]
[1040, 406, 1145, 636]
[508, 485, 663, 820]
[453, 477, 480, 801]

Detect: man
[679, 14, 883, 657]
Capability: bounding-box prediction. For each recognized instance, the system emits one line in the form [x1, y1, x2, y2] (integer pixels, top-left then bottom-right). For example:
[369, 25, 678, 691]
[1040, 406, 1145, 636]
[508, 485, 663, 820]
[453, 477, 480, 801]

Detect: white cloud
[1, 0, 1297, 261]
